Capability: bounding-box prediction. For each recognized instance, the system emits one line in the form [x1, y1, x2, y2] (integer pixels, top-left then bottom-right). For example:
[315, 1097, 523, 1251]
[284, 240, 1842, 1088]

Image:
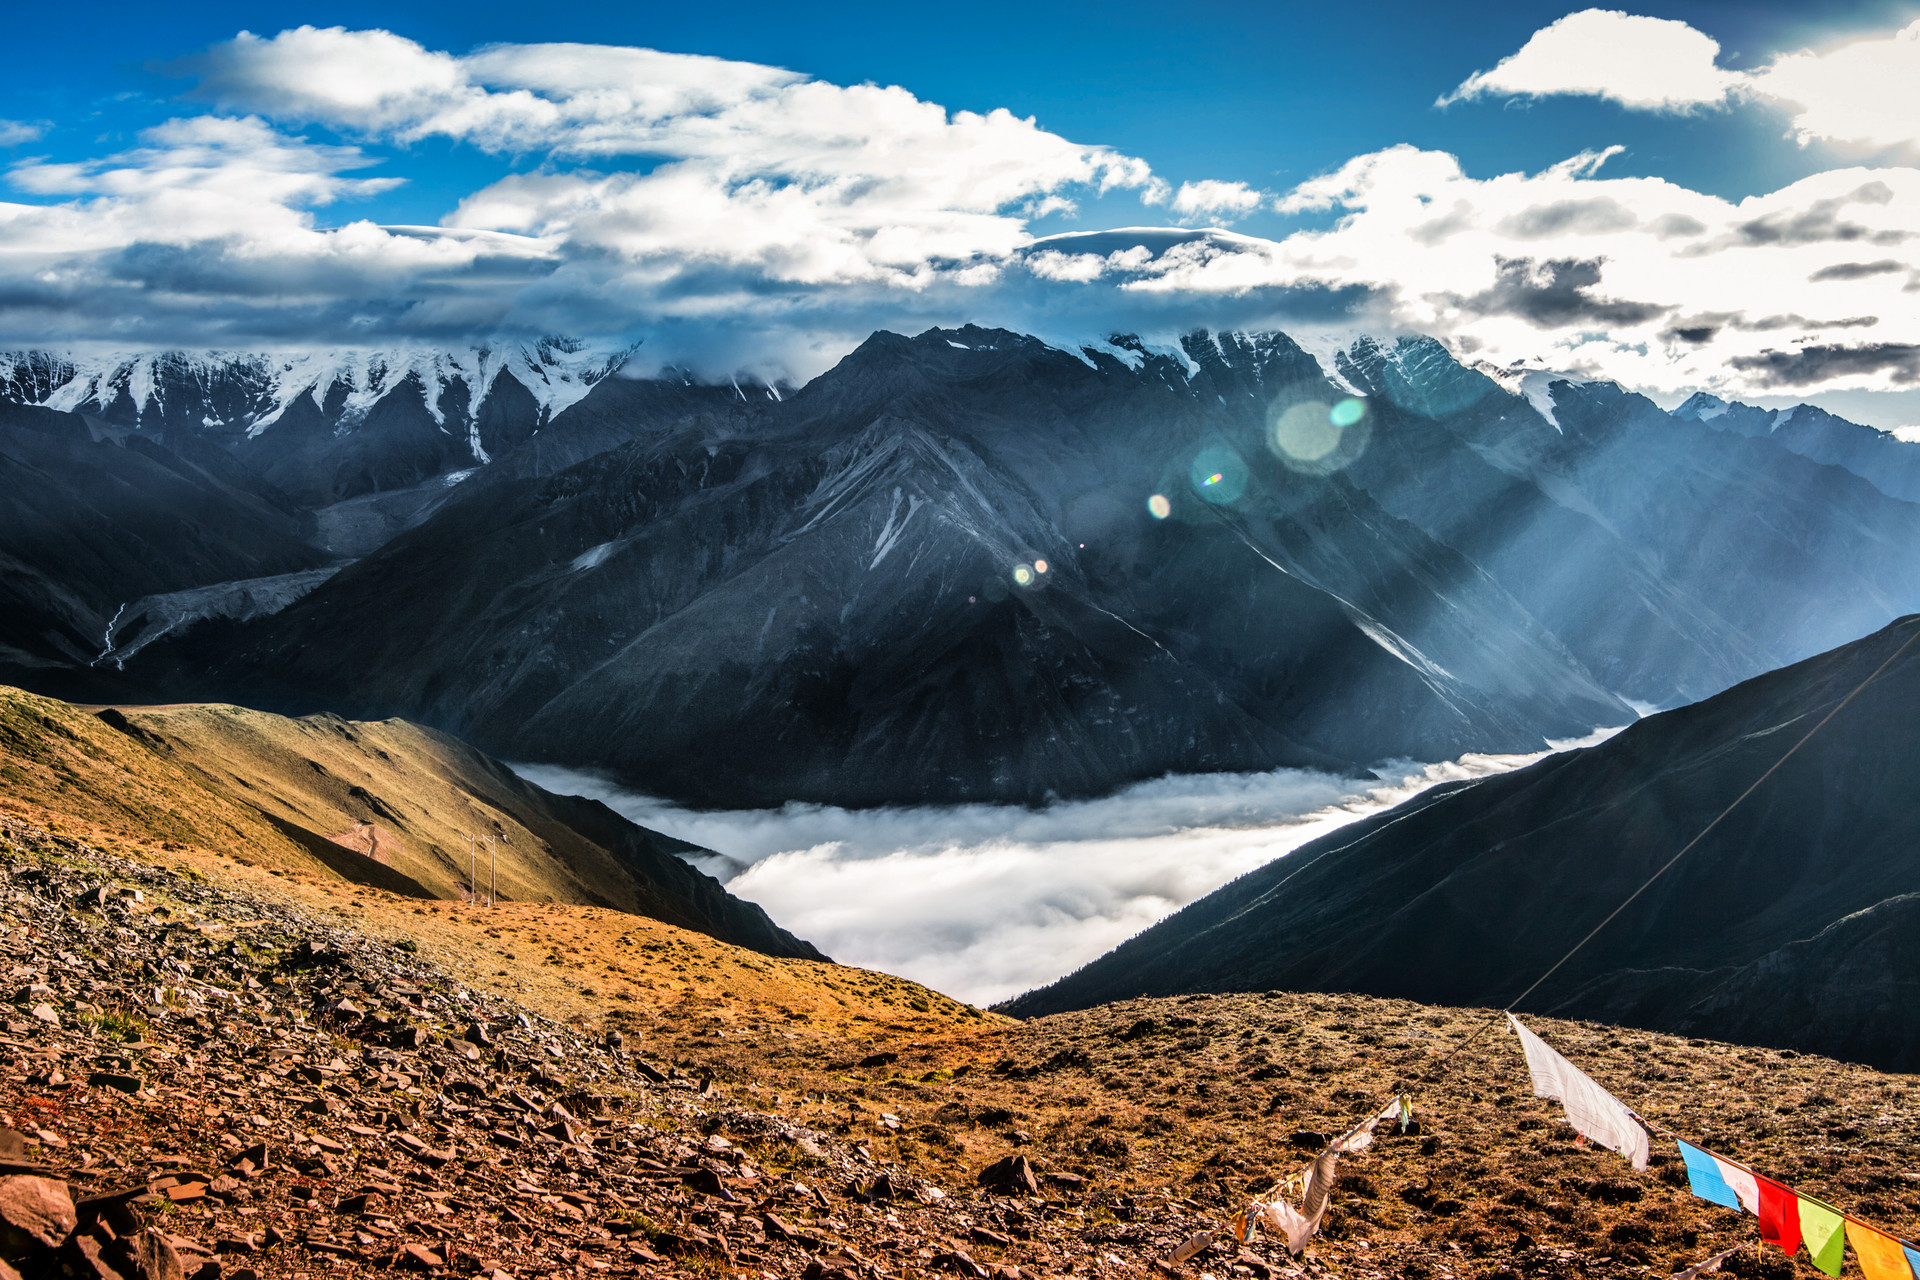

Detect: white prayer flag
[1508, 1014, 1650, 1170]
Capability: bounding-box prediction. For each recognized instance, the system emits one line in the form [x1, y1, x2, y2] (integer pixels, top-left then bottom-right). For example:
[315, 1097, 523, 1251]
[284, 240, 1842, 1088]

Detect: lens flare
[1033, 559, 1048, 574]
[1188, 446, 1249, 505]
[1268, 394, 1371, 475]
[1011, 563, 1036, 587]
[1272, 400, 1339, 462]
[1147, 493, 1171, 519]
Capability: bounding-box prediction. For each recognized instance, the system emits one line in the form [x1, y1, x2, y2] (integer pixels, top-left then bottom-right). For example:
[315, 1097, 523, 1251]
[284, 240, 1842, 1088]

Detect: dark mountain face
[1676, 391, 1920, 506]
[1337, 340, 1920, 707]
[18, 324, 1920, 814]
[0, 401, 329, 691]
[139, 326, 1634, 806]
[1003, 615, 1920, 1072]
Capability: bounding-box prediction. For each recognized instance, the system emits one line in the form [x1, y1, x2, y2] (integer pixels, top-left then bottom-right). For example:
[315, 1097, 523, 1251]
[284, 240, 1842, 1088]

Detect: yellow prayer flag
[1846, 1220, 1912, 1280]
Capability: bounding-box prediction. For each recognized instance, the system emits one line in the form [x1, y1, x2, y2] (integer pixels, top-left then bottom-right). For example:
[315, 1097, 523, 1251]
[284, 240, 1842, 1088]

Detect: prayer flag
[1508, 1014, 1650, 1169]
[1302, 1146, 1340, 1220]
[1670, 1244, 1742, 1279]
[1712, 1154, 1760, 1215]
[1846, 1220, 1915, 1280]
[1677, 1140, 1741, 1211]
[1755, 1175, 1802, 1257]
[1257, 1198, 1320, 1257]
[1907, 1243, 1920, 1280]
[1798, 1196, 1845, 1277]
[1338, 1099, 1403, 1154]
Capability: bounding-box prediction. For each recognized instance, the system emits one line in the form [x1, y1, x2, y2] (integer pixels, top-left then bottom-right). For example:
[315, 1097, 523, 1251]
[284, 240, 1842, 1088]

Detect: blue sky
[4, 1, 1920, 419]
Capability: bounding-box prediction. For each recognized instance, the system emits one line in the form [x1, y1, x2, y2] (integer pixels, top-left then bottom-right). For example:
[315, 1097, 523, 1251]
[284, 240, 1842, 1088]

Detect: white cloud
[1756, 19, 1920, 150]
[5, 23, 1920, 400]
[1442, 9, 1739, 111]
[183, 25, 1156, 297]
[517, 742, 1598, 1004]
[1169, 179, 1267, 224]
[1447, 10, 1920, 152]
[1087, 145, 1920, 398]
[0, 115, 554, 340]
[1025, 250, 1109, 282]
[0, 27, 1174, 351]
[0, 120, 46, 147]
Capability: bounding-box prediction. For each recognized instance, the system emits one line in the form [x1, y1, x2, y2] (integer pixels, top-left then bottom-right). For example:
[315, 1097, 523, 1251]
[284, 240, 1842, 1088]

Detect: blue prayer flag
[1677, 1139, 1742, 1211]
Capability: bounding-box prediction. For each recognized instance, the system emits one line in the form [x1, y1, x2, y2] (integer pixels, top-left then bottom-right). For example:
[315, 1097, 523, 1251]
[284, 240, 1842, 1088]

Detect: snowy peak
[1672, 391, 1733, 422]
[1, 337, 642, 443]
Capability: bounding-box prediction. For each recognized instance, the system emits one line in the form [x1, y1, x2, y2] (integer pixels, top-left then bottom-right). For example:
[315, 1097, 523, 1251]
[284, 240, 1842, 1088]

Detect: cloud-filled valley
[516, 735, 1617, 1006]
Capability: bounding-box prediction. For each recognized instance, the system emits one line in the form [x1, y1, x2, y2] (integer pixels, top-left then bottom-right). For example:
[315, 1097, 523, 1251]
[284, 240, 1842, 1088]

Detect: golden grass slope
[0, 684, 801, 950]
[0, 684, 325, 874]
[104, 698, 681, 910]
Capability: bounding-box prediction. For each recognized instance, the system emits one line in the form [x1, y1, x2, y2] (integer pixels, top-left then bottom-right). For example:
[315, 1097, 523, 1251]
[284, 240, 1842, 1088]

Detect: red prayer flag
[1756, 1175, 1802, 1257]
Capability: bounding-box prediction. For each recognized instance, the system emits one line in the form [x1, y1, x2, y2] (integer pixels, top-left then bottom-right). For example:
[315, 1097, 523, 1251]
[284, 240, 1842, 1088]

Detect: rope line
[1408, 617, 1920, 1094]
[1200, 618, 1920, 1261]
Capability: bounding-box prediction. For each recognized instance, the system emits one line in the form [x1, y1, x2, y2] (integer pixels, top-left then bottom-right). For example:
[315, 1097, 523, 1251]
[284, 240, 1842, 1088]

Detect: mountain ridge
[1001, 614, 1920, 1072]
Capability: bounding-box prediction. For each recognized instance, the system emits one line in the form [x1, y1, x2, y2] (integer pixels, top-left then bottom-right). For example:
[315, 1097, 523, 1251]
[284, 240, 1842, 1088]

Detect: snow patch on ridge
[5, 338, 643, 460]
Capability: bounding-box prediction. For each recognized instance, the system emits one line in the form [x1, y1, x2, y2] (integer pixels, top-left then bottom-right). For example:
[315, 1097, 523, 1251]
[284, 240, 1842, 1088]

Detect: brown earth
[5, 814, 1919, 1280]
[3, 685, 1919, 1279]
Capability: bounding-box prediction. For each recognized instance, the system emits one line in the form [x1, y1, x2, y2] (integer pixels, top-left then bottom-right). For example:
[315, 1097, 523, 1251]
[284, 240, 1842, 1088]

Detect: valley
[6, 323, 1920, 1279]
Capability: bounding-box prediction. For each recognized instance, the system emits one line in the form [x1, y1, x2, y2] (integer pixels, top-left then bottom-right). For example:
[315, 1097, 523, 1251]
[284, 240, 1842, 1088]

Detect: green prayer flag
[1797, 1196, 1845, 1277]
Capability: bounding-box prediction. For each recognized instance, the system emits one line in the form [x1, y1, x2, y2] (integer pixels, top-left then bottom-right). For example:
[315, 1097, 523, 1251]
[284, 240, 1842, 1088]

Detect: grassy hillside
[0, 684, 819, 957]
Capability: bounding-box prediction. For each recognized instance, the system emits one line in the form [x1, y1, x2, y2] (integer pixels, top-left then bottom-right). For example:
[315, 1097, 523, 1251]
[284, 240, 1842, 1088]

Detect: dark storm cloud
[1494, 198, 1639, 239]
[1713, 183, 1910, 251]
[1729, 343, 1920, 387]
[1809, 259, 1905, 282]
[1460, 257, 1669, 328]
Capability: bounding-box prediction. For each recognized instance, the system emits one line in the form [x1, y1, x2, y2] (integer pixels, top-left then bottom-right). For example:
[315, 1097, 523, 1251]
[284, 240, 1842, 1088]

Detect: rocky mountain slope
[137, 328, 1646, 806]
[0, 402, 330, 694]
[1006, 616, 1920, 1074]
[14, 325, 1920, 808]
[1675, 391, 1920, 506]
[5, 819, 1916, 1280]
[0, 684, 818, 961]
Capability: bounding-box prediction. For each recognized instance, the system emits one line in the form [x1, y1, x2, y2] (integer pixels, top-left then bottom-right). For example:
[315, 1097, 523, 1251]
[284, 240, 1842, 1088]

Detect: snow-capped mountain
[0, 338, 651, 505]
[1673, 390, 1920, 504]
[2, 337, 633, 437]
[116, 324, 1920, 809]
[11, 320, 1920, 810]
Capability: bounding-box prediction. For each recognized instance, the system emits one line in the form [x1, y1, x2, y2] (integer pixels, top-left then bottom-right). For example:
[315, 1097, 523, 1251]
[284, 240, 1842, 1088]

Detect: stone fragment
[400, 1242, 444, 1269]
[977, 1155, 1039, 1196]
[87, 1072, 143, 1094]
[932, 1250, 989, 1278]
[0, 1174, 77, 1249]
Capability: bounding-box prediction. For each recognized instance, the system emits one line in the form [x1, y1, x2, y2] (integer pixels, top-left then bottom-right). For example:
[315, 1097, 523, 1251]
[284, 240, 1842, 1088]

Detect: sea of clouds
[516, 730, 1618, 1007]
